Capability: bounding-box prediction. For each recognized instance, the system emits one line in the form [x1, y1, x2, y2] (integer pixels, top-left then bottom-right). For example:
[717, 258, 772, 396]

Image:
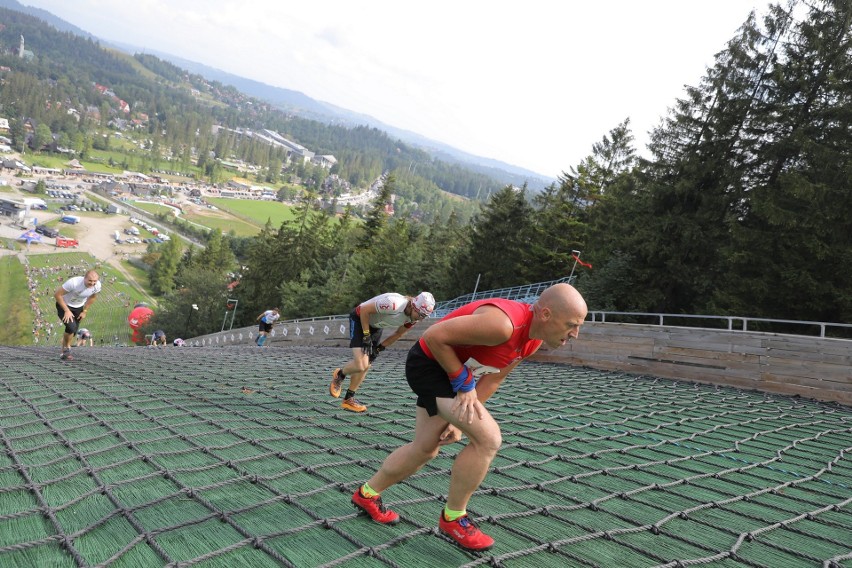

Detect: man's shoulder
[375, 292, 406, 311]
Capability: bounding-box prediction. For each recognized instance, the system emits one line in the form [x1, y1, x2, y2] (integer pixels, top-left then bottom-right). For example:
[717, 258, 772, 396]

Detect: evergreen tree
[528, 176, 589, 283]
[714, 0, 852, 321]
[421, 211, 468, 300]
[234, 221, 286, 319]
[360, 174, 393, 246]
[149, 236, 184, 295]
[145, 267, 232, 339]
[186, 230, 236, 275]
[582, 8, 798, 313]
[454, 185, 535, 292]
[357, 218, 422, 297]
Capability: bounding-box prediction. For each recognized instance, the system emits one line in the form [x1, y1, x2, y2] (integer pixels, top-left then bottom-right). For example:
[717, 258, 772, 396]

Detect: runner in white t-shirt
[255, 307, 280, 347]
[330, 291, 435, 412]
[54, 270, 101, 361]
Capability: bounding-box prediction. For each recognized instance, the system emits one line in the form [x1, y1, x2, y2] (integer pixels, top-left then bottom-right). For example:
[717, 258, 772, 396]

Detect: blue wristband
[449, 366, 475, 393]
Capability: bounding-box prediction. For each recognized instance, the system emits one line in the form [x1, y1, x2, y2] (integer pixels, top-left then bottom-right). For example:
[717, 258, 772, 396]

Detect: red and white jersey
[360, 293, 416, 329]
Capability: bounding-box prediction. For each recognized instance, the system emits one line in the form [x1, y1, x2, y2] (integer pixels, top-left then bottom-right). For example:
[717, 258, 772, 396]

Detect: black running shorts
[348, 310, 382, 348]
[55, 302, 83, 335]
[406, 341, 455, 417]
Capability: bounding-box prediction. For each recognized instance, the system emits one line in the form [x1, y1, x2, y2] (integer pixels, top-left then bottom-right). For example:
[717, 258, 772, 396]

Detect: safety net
[0, 345, 849, 567]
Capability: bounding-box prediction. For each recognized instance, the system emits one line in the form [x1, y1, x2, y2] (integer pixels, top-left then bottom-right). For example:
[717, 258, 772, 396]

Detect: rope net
[0, 345, 849, 567]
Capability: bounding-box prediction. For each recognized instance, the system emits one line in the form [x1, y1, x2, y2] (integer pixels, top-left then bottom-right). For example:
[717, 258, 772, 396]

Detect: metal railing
[588, 311, 852, 340]
[207, 279, 851, 343]
[432, 276, 576, 318]
[266, 277, 577, 327]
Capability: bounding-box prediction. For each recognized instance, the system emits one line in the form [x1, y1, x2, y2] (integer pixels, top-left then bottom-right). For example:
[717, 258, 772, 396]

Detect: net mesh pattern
[0, 345, 849, 567]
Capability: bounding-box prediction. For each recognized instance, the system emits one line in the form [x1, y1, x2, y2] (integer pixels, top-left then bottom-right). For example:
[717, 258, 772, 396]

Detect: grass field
[130, 201, 175, 216]
[207, 197, 297, 226]
[118, 259, 155, 301]
[1, 240, 20, 252]
[182, 211, 261, 236]
[0, 256, 33, 345]
[25, 153, 117, 173]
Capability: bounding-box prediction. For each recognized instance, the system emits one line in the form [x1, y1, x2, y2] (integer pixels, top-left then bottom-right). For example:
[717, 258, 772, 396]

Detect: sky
[21, 0, 774, 179]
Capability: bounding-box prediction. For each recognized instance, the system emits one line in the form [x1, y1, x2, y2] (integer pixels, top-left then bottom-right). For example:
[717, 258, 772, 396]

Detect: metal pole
[227, 299, 238, 330]
[568, 250, 581, 281]
[185, 304, 197, 337]
[472, 274, 481, 300]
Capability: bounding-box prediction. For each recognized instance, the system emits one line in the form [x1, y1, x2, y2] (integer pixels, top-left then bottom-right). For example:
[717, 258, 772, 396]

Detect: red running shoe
[439, 512, 494, 551]
[352, 488, 399, 525]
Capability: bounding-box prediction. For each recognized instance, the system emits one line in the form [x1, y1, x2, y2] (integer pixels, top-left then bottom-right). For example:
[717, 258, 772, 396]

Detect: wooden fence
[533, 323, 851, 405]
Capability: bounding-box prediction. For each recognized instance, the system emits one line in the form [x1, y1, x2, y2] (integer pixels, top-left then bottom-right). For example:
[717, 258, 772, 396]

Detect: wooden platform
[534, 323, 852, 405]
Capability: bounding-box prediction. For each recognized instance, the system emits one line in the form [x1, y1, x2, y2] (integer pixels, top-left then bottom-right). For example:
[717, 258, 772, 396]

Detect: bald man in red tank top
[350, 283, 588, 551]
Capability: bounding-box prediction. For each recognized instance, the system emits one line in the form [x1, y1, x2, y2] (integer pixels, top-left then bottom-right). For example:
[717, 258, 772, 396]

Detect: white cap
[411, 292, 435, 317]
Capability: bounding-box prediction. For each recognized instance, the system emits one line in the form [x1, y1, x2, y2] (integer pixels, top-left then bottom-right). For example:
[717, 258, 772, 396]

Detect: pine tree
[455, 185, 535, 292]
[714, 0, 852, 320]
[149, 236, 184, 295]
[360, 174, 394, 246]
[586, 7, 801, 313]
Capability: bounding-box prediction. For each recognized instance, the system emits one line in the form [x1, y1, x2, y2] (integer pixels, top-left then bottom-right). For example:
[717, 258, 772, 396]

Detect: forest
[0, 1, 849, 339]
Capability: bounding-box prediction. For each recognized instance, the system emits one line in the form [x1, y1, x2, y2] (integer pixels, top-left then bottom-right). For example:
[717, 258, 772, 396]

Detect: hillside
[107, 46, 555, 189]
[0, 0, 552, 195]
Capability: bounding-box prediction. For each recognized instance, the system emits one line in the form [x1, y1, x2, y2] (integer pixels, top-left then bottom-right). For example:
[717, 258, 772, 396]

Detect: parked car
[35, 226, 59, 238]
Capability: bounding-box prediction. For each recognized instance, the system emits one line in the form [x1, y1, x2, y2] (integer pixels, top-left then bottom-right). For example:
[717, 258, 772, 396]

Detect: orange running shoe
[439, 512, 494, 551]
[341, 396, 367, 412]
[329, 368, 345, 398]
[352, 488, 399, 525]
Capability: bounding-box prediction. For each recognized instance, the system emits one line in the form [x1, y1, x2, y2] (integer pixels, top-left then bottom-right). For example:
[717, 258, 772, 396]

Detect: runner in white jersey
[330, 291, 435, 412]
[54, 270, 101, 361]
[255, 307, 280, 347]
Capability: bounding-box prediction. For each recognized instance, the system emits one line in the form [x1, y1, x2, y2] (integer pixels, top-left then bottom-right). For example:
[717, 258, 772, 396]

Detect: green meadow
[206, 197, 297, 227]
[0, 256, 32, 345]
[181, 211, 261, 236]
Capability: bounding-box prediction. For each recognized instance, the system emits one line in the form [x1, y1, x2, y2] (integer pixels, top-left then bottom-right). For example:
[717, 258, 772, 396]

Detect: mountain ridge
[111, 46, 556, 187]
[4, 0, 553, 186]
